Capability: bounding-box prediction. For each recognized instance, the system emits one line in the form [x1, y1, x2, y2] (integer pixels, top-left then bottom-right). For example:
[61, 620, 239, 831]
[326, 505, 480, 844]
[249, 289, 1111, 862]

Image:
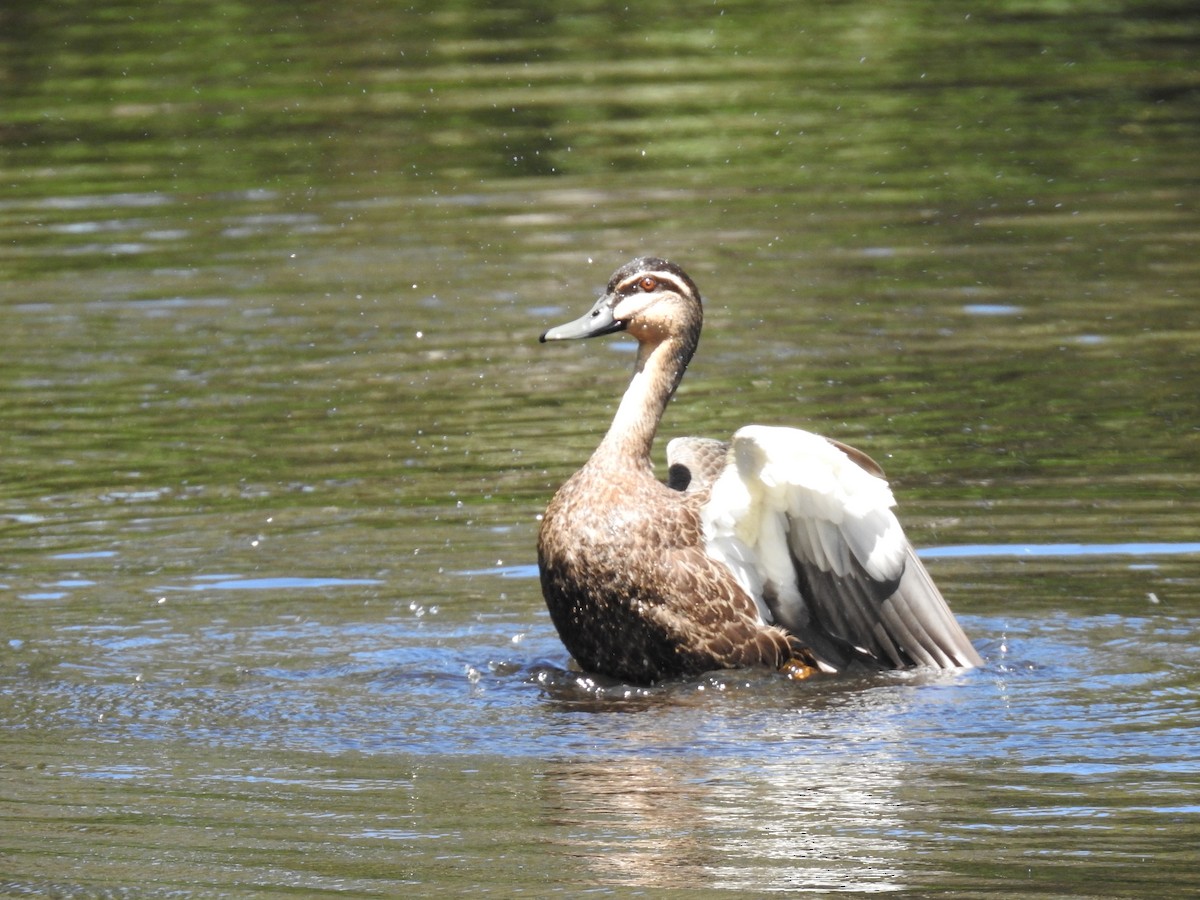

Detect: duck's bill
[539, 295, 626, 342]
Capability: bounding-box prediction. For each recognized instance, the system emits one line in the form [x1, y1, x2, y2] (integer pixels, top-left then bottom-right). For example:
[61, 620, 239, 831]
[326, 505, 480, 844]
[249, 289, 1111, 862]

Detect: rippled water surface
[2, 1, 1199, 896]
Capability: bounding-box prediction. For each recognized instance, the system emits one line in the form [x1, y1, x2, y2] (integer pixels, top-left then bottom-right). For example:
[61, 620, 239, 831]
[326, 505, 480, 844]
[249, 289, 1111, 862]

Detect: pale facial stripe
[613, 270, 692, 298]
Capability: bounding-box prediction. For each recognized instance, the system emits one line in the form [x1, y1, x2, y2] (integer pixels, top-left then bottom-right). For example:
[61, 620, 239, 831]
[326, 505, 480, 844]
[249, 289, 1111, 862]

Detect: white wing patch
[702, 425, 908, 627]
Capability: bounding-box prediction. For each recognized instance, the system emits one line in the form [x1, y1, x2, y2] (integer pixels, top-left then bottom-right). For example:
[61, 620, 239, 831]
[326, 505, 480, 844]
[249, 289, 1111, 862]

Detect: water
[2, 0, 1199, 895]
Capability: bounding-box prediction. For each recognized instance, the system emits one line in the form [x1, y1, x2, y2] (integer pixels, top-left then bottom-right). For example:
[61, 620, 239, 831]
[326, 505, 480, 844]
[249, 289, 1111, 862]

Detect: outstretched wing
[701, 425, 981, 672]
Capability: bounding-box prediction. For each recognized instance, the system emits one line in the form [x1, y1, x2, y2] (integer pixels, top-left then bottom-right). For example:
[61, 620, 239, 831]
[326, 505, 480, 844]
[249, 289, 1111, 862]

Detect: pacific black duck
[537, 256, 982, 684]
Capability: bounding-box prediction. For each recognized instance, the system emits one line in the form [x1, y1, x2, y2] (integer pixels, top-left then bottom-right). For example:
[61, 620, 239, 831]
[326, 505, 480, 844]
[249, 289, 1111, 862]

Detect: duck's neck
[592, 331, 697, 471]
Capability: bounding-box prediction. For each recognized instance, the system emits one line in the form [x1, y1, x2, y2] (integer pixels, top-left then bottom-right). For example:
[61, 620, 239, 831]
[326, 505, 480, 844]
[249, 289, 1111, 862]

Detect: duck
[537, 256, 983, 685]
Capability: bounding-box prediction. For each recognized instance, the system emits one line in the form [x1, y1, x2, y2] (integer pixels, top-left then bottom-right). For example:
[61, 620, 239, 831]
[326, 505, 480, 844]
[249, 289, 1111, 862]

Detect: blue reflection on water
[163, 576, 385, 591]
[920, 543, 1200, 559]
[460, 543, 1200, 580]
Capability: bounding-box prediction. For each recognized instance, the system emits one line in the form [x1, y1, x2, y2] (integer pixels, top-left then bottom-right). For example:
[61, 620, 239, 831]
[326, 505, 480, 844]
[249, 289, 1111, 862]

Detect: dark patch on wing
[666, 437, 729, 493]
[766, 542, 981, 671]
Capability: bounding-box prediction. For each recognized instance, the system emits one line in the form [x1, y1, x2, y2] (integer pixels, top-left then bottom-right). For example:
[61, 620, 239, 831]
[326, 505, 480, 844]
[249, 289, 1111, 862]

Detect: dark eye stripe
[616, 271, 683, 295]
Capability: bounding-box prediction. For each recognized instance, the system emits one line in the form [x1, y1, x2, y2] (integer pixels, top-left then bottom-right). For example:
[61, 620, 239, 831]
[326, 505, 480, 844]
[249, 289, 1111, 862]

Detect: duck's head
[540, 257, 703, 345]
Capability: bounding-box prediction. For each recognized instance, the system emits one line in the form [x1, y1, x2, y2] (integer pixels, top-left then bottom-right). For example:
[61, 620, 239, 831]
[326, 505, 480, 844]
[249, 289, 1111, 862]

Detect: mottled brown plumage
[539, 448, 795, 683]
[537, 257, 981, 684]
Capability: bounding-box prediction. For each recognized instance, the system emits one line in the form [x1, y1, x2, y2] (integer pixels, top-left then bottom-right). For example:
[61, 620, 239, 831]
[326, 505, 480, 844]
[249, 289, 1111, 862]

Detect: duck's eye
[639, 276, 658, 292]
